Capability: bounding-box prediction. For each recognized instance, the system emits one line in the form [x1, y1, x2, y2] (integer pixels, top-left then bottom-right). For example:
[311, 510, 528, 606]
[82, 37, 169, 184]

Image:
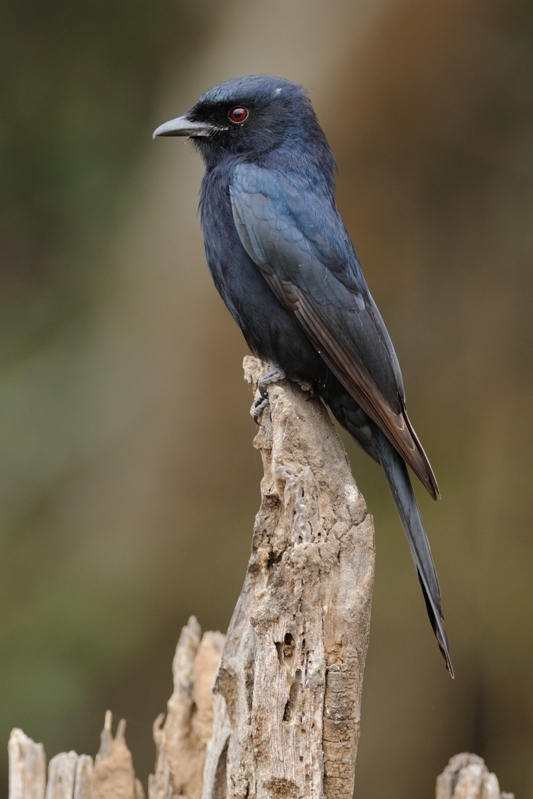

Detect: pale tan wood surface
[7, 359, 514, 799]
[436, 754, 514, 799]
[199, 357, 375, 799]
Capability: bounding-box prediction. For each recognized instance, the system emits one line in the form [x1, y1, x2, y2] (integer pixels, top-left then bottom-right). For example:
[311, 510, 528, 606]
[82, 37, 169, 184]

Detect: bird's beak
[152, 115, 222, 139]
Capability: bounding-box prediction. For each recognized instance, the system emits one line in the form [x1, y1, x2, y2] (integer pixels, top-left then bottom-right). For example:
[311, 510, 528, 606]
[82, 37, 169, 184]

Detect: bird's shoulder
[229, 159, 406, 408]
[230, 160, 364, 298]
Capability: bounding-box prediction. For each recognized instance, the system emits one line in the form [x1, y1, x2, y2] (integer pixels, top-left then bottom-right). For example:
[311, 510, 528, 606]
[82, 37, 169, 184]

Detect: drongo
[154, 75, 453, 676]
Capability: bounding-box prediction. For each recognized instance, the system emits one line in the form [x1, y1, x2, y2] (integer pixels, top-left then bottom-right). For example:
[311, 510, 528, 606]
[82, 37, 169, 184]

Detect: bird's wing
[230, 162, 439, 499]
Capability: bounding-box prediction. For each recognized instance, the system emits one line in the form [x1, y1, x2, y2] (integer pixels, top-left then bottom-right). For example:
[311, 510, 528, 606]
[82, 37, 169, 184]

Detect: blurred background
[1, 0, 533, 796]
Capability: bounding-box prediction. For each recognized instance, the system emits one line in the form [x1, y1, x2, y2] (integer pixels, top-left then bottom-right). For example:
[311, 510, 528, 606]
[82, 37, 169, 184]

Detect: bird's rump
[230, 162, 439, 499]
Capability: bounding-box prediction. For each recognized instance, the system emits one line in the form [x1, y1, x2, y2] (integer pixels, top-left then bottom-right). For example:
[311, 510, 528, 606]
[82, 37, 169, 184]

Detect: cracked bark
[200, 356, 376, 799]
[7, 358, 515, 799]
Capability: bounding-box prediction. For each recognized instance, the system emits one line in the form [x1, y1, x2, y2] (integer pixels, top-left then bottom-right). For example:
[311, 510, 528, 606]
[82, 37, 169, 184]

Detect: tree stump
[7, 357, 514, 799]
[200, 357, 376, 799]
[436, 754, 514, 799]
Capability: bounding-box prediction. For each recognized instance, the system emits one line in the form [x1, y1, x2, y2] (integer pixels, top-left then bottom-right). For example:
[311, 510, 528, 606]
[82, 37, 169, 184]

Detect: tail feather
[317, 378, 453, 675]
[376, 433, 454, 677]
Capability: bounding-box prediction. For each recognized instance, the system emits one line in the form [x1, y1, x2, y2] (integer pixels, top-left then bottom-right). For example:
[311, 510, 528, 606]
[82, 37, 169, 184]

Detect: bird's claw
[252, 366, 286, 423]
[252, 394, 269, 422]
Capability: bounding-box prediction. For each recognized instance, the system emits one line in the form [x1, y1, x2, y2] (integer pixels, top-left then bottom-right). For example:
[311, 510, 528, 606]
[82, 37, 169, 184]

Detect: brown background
[1, 0, 532, 796]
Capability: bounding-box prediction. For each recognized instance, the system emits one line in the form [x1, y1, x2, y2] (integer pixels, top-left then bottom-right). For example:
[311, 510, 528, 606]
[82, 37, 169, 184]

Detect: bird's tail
[317, 378, 453, 675]
[375, 432, 454, 677]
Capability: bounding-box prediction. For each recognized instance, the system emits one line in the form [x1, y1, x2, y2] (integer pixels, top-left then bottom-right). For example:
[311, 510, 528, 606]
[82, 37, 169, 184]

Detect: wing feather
[230, 163, 439, 498]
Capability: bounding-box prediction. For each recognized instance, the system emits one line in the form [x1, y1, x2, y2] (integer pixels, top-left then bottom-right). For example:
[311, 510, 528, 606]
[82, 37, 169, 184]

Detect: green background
[1, 0, 533, 796]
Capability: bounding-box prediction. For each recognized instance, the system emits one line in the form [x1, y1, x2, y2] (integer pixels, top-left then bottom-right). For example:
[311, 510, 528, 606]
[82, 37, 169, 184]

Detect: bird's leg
[253, 366, 286, 421]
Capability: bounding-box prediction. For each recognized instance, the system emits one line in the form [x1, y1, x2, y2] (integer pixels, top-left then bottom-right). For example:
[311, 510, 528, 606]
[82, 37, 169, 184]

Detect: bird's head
[153, 75, 331, 170]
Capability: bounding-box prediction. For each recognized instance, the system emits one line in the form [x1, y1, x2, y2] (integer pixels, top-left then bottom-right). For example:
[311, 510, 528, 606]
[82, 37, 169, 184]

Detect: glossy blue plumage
[157, 75, 453, 675]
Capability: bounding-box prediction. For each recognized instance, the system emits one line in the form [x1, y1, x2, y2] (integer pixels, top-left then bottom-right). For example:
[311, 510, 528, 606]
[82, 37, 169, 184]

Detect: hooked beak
[152, 114, 224, 139]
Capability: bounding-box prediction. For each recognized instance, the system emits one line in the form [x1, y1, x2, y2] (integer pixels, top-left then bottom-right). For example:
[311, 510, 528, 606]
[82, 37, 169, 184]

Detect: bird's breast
[199, 166, 326, 383]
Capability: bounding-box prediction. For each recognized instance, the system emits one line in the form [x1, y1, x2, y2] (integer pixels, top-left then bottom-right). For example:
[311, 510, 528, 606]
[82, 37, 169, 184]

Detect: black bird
[153, 75, 453, 676]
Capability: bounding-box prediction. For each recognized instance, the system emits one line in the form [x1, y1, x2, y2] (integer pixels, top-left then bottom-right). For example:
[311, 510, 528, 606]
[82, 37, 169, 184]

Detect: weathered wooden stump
[6, 358, 514, 799]
[199, 356, 376, 799]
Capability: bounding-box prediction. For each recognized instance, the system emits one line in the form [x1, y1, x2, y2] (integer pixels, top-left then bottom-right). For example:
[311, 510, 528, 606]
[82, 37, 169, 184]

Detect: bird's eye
[228, 106, 249, 124]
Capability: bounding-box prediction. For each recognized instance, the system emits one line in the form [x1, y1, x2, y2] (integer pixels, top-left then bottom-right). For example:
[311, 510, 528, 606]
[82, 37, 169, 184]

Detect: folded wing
[230, 163, 439, 499]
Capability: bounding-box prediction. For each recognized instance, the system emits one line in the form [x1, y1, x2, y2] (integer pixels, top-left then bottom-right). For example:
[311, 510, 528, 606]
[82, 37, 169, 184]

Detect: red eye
[228, 106, 249, 124]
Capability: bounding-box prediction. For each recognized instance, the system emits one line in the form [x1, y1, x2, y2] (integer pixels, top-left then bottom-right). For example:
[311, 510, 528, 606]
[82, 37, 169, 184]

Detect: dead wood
[7, 357, 513, 799]
[200, 356, 375, 799]
[436, 754, 514, 799]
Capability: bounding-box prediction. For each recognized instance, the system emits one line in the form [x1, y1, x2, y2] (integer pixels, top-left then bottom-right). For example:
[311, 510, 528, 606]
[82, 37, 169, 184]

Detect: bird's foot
[253, 366, 286, 422]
